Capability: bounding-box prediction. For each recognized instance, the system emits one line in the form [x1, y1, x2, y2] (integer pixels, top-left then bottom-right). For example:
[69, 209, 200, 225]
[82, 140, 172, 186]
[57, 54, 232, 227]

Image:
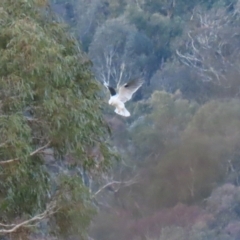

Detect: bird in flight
[104, 78, 144, 117]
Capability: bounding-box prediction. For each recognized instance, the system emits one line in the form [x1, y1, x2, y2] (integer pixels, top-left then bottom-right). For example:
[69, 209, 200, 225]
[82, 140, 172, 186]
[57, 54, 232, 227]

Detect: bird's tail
[115, 107, 130, 117]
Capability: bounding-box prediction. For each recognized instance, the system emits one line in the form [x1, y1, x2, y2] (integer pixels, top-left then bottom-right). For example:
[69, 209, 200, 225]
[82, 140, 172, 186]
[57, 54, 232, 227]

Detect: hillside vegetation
[50, 0, 240, 239]
[1, 0, 240, 239]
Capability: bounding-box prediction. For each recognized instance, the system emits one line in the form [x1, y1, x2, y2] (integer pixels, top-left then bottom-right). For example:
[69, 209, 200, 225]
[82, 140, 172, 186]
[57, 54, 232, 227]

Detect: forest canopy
[1, 0, 240, 239]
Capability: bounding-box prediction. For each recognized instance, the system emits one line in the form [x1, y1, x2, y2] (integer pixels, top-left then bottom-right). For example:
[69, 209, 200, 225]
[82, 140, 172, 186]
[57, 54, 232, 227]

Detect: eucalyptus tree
[175, 5, 240, 99]
[68, 0, 109, 51]
[51, 0, 110, 51]
[0, 0, 114, 238]
[89, 17, 156, 90]
[89, 18, 138, 87]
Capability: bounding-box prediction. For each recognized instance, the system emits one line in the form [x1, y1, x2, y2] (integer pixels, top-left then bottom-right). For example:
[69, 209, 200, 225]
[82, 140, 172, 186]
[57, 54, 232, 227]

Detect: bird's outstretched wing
[117, 78, 143, 103]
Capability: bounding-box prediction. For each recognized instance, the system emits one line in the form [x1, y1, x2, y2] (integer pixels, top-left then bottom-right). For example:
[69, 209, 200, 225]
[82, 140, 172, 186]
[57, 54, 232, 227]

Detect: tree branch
[93, 181, 122, 197]
[0, 201, 56, 234]
[117, 62, 125, 89]
[0, 141, 51, 165]
[92, 176, 139, 198]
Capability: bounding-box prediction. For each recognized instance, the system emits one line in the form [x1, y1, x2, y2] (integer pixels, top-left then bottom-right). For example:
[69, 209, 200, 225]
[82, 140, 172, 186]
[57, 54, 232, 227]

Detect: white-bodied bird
[104, 78, 143, 117]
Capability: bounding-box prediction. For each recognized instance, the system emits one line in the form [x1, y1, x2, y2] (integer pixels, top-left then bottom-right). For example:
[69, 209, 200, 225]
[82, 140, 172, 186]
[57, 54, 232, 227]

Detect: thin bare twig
[92, 176, 139, 198]
[93, 181, 122, 197]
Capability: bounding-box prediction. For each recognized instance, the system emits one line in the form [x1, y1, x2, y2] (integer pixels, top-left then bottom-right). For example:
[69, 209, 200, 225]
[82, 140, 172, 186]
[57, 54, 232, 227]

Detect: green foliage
[0, 160, 49, 217]
[108, 0, 127, 17]
[185, 99, 240, 155]
[130, 91, 198, 159]
[143, 98, 240, 209]
[89, 18, 145, 85]
[149, 61, 217, 103]
[0, 0, 115, 237]
[50, 0, 240, 239]
[53, 1, 240, 240]
[126, 5, 183, 61]
[53, 175, 96, 238]
[149, 137, 224, 208]
[105, 94, 240, 217]
[149, 91, 197, 131]
[89, 18, 137, 59]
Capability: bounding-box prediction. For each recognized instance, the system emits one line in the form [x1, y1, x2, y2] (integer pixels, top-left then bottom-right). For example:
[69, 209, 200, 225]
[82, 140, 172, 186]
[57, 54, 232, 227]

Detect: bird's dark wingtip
[107, 86, 117, 96]
[124, 78, 144, 88]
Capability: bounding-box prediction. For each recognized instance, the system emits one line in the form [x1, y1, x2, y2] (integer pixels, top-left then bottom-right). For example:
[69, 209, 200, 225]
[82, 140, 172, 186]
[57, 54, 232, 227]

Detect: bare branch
[0, 223, 15, 227]
[116, 62, 125, 89]
[0, 141, 51, 165]
[93, 181, 122, 197]
[30, 141, 51, 156]
[92, 176, 139, 198]
[0, 201, 56, 234]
